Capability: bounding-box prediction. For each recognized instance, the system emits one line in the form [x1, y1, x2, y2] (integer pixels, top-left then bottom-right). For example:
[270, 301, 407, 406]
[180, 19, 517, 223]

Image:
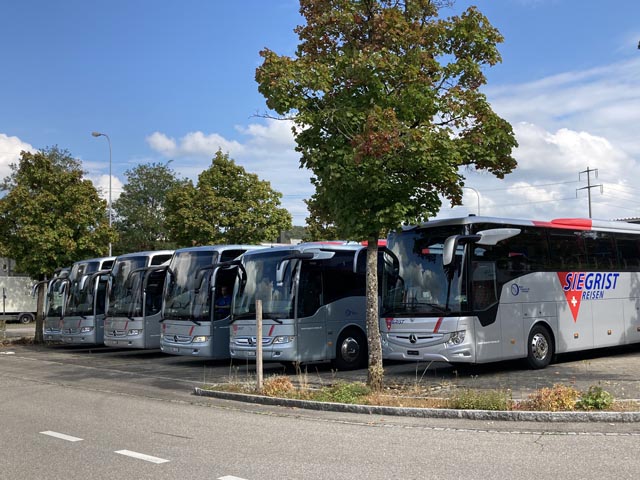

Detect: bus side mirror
[443, 235, 481, 267]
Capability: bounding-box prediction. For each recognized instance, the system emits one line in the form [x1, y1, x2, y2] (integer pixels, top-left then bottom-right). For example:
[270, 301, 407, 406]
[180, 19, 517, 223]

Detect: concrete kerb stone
[193, 387, 640, 423]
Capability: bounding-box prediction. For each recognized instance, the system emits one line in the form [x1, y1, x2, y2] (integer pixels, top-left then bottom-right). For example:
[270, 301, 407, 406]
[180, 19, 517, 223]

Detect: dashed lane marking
[115, 450, 170, 464]
[40, 431, 83, 442]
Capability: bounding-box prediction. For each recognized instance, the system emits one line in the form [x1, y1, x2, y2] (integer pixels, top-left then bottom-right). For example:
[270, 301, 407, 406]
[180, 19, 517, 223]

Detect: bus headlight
[128, 329, 141, 336]
[447, 330, 466, 346]
[80, 326, 94, 333]
[192, 336, 210, 343]
[273, 336, 295, 344]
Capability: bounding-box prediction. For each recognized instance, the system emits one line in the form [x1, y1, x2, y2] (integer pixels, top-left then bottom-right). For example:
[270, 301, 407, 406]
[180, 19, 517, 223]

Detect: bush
[448, 388, 512, 411]
[262, 375, 296, 397]
[576, 386, 614, 411]
[519, 384, 579, 411]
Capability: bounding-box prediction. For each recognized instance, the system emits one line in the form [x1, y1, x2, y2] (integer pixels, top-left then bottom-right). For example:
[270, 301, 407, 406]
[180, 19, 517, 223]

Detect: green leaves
[112, 162, 184, 253]
[0, 146, 116, 278]
[164, 151, 292, 246]
[257, 0, 517, 239]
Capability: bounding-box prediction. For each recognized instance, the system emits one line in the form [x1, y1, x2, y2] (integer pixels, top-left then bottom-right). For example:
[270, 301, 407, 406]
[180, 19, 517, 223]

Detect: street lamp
[91, 131, 112, 256]
[463, 186, 481, 215]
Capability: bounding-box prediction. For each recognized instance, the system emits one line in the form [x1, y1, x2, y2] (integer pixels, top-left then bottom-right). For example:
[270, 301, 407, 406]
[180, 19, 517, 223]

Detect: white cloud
[0, 133, 35, 180]
[89, 174, 124, 205]
[439, 57, 640, 222]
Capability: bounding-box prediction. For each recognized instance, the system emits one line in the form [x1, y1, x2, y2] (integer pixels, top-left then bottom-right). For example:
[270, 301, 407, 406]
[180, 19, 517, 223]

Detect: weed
[448, 388, 512, 411]
[518, 383, 579, 411]
[576, 385, 614, 411]
[314, 382, 371, 404]
[262, 375, 296, 397]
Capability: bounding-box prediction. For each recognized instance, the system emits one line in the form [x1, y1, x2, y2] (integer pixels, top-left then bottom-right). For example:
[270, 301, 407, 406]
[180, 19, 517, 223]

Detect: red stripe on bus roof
[532, 219, 592, 230]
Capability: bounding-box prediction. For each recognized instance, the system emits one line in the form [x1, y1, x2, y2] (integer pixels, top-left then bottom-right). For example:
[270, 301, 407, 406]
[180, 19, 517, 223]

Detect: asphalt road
[2, 345, 640, 480]
[4, 331, 640, 401]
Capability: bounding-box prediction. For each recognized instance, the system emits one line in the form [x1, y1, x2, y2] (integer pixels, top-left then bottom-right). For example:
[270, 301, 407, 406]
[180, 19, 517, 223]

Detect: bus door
[142, 266, 167, 345]
[210, 266, 237, 356]
[296, 259, 328, 361]
[93, 272, 110, 344]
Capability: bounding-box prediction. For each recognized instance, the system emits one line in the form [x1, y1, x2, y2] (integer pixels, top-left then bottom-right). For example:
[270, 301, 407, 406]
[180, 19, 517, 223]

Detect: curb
[194, 387, 640, 423]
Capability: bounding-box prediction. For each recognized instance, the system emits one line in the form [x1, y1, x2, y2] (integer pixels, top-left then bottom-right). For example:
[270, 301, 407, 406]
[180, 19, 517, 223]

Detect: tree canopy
[165, 150, 292, 246]
[256, 0, 518, 389]
[113, 162, 185, 254]
[0, 146, 115, 278]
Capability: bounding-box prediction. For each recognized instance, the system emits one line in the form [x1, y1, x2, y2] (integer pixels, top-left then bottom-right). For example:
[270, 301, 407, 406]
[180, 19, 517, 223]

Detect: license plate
[407, 350, 419, 356]
[172, 347, 179, 353]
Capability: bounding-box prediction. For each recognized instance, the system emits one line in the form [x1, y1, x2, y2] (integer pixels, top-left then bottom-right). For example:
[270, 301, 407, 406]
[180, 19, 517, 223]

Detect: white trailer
[0, 276, 38, 323]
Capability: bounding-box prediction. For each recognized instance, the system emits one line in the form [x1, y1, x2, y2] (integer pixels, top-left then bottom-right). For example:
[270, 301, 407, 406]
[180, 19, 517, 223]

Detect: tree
[0, 146, 116, 343]
[165, 150, 292, 245]
[304, 197, 340, 241]
[256, 0, 517, 390]
[113, 162, 185, 254]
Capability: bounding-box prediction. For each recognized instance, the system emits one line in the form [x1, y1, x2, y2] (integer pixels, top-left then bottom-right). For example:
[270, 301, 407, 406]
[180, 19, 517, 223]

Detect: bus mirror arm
[443, 235, 481, 267]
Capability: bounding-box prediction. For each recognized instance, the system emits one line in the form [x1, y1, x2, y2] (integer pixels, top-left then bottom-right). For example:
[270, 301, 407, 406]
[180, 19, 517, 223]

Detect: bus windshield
[108, 257, 147, 317]
[232, 251, 297, 321]
[46, 278, 67, 317]
[164, 251, 219, 320]
[383, 226, 468, 316]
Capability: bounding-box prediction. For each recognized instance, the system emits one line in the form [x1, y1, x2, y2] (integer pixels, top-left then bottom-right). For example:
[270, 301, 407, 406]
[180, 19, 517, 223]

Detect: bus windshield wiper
[262, 312, 284, 324]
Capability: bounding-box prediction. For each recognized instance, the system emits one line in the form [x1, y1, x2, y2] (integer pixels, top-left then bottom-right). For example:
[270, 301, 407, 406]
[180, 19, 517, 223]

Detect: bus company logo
[557, 272, 620, 322]
[385, 318, 405, 330]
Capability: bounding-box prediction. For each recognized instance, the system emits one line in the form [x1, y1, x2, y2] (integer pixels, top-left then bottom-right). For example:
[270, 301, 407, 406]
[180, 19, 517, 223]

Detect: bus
[229, 242, 391, 370]
[159, 245, 264, 358]
[43, 267, 70, 342]
[59, 256, 115, 345]
[380, 215, 640, 369]
[103, 250, 173, 349]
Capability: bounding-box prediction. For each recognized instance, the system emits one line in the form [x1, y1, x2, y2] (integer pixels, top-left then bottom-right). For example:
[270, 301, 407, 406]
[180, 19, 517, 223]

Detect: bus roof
[404, 215, 640, 234]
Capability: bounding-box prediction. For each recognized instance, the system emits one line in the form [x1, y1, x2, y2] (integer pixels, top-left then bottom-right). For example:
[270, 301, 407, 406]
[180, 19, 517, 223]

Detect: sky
[1, 0, 639, 227]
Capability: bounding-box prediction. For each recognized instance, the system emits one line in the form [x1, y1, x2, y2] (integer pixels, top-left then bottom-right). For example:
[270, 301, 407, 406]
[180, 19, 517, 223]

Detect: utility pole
[577, 167, 603, 218]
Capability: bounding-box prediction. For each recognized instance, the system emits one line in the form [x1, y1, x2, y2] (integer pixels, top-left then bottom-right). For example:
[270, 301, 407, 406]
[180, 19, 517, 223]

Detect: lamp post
[91, 131, 112, 256]
[463, 186, 481, 215]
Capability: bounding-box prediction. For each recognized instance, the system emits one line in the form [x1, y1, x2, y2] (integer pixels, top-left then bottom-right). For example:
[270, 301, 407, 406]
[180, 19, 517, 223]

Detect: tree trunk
[366, 235, 384, 392]
[34, 281, 46, 344]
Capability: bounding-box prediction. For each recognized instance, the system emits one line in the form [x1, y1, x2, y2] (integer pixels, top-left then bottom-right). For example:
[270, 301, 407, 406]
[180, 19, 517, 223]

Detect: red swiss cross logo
[557, 272, 581, 322]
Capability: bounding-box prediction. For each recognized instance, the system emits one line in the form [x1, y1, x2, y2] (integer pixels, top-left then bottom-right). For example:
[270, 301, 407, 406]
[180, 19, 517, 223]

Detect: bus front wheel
[334, 329, 367, 371]
[526, 325, 554, 369]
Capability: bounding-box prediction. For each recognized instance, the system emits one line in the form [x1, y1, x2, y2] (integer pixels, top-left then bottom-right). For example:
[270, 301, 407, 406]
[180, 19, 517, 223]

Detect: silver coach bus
[103, 250, 173, 349]
[43, 267, 70, 342]
[229, 242, 391, 370]
[59, 256, 115, 345]
[381, 215, 640, 369]
[160, 245, 263, 358]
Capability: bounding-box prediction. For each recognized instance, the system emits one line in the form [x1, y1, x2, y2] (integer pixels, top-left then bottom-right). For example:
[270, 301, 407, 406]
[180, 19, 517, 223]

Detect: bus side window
[472, 261, 497, 310]
[297, 265, 322, 317]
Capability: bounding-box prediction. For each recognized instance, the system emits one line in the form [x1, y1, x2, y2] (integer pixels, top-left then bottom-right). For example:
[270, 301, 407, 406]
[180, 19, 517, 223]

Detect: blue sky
[1, 0, 639, 226]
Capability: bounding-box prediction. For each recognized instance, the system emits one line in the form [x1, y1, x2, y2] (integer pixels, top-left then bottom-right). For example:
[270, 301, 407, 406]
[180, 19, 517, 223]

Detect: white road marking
[218, 477, 248, 480]
[115, 450, 170, 464]
[40, 431, 83, 442]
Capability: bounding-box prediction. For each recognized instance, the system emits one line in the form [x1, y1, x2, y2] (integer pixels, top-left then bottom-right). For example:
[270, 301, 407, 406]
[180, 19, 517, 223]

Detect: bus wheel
[526, 325, 553, 369]
[19, 313, 34, 324]
[334, 329, 367, 371]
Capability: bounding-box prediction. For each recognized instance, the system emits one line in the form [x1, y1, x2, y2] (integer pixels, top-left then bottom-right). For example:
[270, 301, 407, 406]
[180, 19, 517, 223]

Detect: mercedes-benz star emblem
[409, 334, 417, 344]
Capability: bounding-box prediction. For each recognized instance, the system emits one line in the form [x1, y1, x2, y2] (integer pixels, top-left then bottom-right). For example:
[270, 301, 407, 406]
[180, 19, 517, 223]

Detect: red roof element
[532, 218, 592, 230]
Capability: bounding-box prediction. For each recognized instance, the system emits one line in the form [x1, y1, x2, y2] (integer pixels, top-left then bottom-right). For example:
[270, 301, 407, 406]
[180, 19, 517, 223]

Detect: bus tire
[334, 329, 367, 371]
[19, 313, 34, 324]
[526, 324, 554, 369]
